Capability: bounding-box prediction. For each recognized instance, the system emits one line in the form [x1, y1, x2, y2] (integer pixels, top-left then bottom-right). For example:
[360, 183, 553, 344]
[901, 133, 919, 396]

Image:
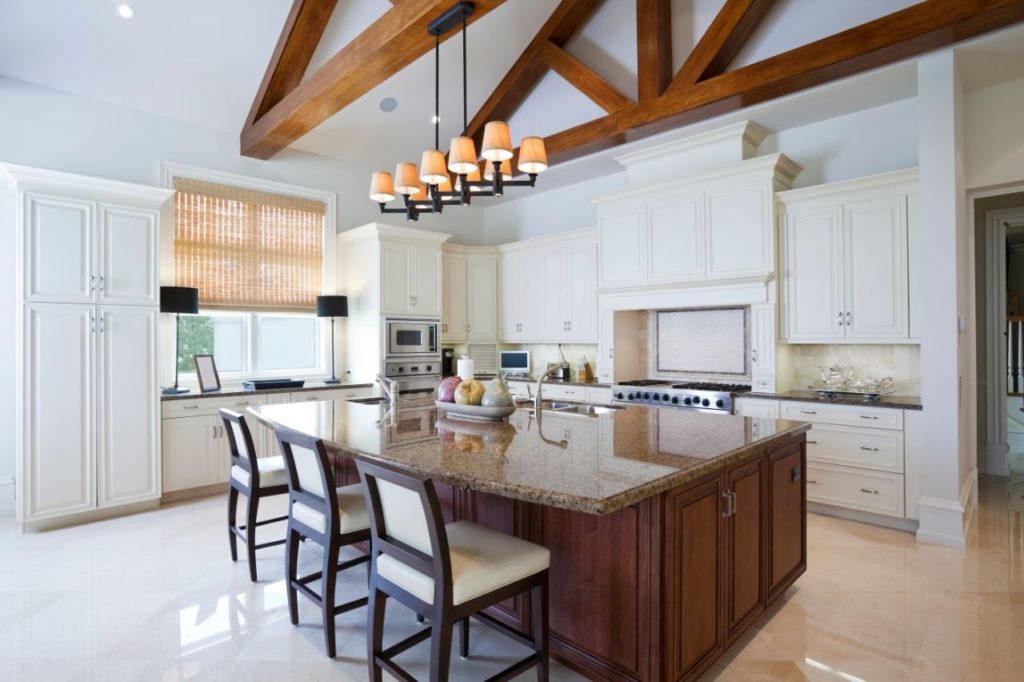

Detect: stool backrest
[275, 427, 339, 538]
[356, 458, 452, 595]
[220, 409, 258, 486]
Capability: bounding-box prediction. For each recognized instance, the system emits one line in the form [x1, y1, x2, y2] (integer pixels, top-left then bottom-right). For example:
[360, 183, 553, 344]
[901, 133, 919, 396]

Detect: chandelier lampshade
[517, 136, 548, 174]
[419, 150, 448, 185]
[455, 164, 484, 192]
[436, 174, 453, 193]
[483, 158, 512, 181]
[410, 183, 429, 201]
[369, 172, 396, 202]
[481, 121, 513, 161]
[448, 136, 478, 174]
[394, 162, 421, 195]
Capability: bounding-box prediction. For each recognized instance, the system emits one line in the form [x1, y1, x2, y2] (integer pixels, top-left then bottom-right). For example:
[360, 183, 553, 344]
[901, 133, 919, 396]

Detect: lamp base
[323, 377, 341, 385]
[162, 386, 190, 395]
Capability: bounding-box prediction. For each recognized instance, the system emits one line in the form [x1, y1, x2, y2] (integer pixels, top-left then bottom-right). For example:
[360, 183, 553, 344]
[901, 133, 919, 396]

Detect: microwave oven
[385, 318, 438, 357]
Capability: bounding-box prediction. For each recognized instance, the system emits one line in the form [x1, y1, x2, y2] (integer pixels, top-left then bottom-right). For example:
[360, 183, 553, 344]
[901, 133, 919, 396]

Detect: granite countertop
[742, 389, 922, 411]
[160, 382, 374, 402]
[248, 397, 808, 515]
[499, 377, 610, 388]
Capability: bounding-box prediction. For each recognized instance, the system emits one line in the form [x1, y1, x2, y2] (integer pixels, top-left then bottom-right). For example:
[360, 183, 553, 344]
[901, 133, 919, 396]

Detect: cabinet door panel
[784, 207, 845, 340]
[380, 244, 411, 314]
[598, 204, 645, 287]
[99, 205, 158, 305]
[769, 445, 806, 600]
[24, 194, 94, 303]
[161, 416, 219, 492]
[844, 197, 908, 339]
[727, 457, 764, 637]
[498, 255, 520, 340]
[466, 258, 497, 340]
[443, 256, 467, 342]
[412, 248, 442, 316]
[707, 182, 771, 278]
[597, 310, 614, 382]
[541, 250, 567, 340]
[98, 306, 159, 507]
[519, 256, 543, 341]
[649, 191, 704, 282]
[23, 304, 96, 519]
[751, 303, 774, 374]
[567, 244, 597, 341]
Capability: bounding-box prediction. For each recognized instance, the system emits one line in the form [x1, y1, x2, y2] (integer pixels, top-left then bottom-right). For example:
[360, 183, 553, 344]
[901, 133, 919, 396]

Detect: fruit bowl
[435, 400, 516, 421]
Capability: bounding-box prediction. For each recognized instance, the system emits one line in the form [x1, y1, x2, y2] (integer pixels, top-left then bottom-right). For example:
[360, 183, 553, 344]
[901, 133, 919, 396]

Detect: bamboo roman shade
[173, 178, 325, 312]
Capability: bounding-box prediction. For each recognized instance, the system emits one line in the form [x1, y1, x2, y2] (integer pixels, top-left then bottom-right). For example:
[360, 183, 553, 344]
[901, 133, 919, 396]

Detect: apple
[437, 376, 462, 403]
[455, 379, 485, 405]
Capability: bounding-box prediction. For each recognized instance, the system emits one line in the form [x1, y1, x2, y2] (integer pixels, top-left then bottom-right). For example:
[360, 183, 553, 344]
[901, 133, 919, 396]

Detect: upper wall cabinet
[594, 155, 800, 290]
[23, 194, 159, 306]
[381, 243, 442, 317]
[779, 170, 917, 344]
[443, 248, 497, 343]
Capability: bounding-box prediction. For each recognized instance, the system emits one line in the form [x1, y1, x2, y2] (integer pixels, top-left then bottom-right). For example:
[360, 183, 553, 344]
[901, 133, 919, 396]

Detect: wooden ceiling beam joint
[537, 40, 633, 113]
[637, 0, 672, 100]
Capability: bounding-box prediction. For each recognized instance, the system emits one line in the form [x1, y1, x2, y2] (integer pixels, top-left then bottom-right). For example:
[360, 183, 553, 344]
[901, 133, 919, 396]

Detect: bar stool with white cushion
[275, 427, 371, 659]
[356, 457, 550, 682]
[221, 408, 289, 582]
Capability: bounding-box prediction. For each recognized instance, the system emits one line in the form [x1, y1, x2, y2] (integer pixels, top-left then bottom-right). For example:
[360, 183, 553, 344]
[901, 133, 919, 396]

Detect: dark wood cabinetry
[725, 455, 765, 639]
[768, 443, 806, 599]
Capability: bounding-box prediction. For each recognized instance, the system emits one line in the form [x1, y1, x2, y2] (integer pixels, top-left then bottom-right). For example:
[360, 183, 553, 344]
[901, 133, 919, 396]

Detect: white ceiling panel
[565, 0, 639, 102]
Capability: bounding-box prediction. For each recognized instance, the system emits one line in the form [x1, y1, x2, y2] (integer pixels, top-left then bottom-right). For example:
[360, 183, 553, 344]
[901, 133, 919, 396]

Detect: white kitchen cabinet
[733, 397, 779, 419]
[706, 180, 772, 279]
[9, 164, 171, 528]
[412, 248, 442, 316]
[519, 257, 543, 340]
[97, 306, 159, 507]
[648, 190, 704, 283]
[750, 303, 775, 375]
[162, 415, 222, 493]
[597, 310, 614, 383]
[466, 258, 497, 341]
[541, 249, 567, 340]
[498, 255, 520, 341]
[381, 243, 443, 317]
[597, 201, 646, 287]
[442, 255, 467, 342]
[779, 170, 917, 344]
[566, 243, 597, 341]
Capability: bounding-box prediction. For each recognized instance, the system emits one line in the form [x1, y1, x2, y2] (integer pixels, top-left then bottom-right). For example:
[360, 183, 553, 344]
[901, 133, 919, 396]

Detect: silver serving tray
[808, 385, 897, 402]
[435, 400, 516, 421]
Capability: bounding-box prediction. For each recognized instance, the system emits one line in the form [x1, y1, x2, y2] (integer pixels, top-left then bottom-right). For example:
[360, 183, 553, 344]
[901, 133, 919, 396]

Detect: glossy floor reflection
[2, 477, 1022, 681]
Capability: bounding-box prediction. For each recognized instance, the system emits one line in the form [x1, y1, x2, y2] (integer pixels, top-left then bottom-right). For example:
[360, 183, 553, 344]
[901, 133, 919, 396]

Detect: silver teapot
[819, 364, 852, 390]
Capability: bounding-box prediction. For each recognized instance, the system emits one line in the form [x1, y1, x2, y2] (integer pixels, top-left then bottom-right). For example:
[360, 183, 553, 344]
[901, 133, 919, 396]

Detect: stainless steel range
[612, 380, 751, 414]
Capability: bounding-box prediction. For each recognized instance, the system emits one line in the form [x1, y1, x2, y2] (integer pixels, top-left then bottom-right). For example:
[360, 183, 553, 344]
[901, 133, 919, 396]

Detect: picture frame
[193, 354, 221, 393]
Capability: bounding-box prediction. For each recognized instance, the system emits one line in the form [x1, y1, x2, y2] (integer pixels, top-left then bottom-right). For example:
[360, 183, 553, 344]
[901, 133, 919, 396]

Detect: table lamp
[317, 295, 348, 384]
[160, 286, 199, 395]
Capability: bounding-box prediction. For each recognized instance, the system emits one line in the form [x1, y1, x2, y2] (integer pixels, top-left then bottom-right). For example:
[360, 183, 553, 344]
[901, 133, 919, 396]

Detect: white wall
[0, 172, 14, 513]
[965, 76, 1024, 190]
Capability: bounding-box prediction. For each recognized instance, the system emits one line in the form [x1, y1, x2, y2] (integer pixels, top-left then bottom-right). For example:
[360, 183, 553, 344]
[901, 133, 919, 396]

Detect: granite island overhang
[249, 397, 810, 681]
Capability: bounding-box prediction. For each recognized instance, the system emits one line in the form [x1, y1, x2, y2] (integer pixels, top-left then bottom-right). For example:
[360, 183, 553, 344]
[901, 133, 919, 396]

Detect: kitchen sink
[524, 400, 623, 416]
[347, 396, 389, 405]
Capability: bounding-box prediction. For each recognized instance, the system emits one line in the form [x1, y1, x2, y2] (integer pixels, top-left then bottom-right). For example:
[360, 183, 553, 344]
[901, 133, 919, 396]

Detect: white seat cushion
[376, 520, 550, 606]
[231, 456, 288, 489]
[290, 483, 370, 534]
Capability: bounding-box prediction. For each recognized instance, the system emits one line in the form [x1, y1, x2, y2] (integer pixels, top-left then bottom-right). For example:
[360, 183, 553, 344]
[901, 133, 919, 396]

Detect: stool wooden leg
[429, 605, 453, 682]
[227, 486, 239, 562]
[367, 582, 386, 682]
[285, 527, 300, 626]
[459, 618, 469, 658]
[322, 534, 340, 658]
[531, 575, 549, 682]
[245, 493, 260, 582]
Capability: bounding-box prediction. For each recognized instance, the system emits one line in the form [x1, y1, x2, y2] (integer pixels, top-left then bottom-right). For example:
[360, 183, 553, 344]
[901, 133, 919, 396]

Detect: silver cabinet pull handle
[212, 425, 218, 439]
[731, 490, 737, 516]
[752, 348, 758, 362]
[183, 404, 199, 410]
[89, 316, 96, 333]
[859, 446, 879, 452]
[235, 401, 250, 406]
[800, 410, 817, 415]
[859, 415, 879, 420]
[807, 479, 818, 484]
[806, 440, 818, 445]
[859, 487, 879, 495]
[838, 311, 844, 326]
[722, 491, 731, 518]
[846, 311, 851, 325]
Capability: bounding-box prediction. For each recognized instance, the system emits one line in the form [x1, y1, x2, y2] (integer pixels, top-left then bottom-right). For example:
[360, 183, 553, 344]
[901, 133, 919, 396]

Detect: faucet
[533, 365, 568, 449]
[376, 373, 399, 405]
[534, 364, 562, 413]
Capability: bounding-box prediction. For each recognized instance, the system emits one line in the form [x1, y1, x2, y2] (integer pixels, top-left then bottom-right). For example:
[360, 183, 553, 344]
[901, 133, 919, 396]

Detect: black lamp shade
[160, 286, 199, 314]
[316, 295, 348, 318]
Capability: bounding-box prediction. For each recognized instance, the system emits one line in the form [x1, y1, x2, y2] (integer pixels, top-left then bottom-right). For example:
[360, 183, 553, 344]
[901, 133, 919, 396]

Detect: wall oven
[386, 318, 438, 357]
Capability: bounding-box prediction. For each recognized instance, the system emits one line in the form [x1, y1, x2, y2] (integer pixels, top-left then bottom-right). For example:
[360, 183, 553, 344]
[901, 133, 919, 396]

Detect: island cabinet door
[767, 442, 807, 602]
[725, 456, 765, 641]
[664, 476, 726, 681]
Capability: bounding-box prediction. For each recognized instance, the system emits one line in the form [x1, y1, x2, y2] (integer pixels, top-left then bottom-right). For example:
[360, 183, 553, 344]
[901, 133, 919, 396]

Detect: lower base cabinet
[423, 435, 806, 681]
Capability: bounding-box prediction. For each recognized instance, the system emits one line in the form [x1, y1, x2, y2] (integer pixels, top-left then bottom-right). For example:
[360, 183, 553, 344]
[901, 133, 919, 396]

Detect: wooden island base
[332, 436, 806, 681]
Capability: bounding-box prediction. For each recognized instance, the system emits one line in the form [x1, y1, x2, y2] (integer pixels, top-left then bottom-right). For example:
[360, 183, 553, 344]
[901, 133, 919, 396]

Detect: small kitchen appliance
[385, 318, 438, 357]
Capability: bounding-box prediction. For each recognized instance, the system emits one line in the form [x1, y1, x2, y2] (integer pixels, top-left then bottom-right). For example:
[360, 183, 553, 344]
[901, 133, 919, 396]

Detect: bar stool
[275, 427, 371, 658]
[221, 408, 289, 582]
[356, 457, 550, 682]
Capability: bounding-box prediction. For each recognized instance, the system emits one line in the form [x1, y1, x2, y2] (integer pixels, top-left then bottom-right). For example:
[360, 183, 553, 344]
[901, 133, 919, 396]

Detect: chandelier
[368, 2, 548, 222]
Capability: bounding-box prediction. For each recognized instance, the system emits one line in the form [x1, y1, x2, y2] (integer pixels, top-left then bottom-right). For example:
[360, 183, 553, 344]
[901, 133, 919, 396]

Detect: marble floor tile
[3, 476, 1024, 680]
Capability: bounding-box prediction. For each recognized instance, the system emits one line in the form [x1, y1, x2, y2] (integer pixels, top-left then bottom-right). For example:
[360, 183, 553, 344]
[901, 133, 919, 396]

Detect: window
[167, 169, 333, 380]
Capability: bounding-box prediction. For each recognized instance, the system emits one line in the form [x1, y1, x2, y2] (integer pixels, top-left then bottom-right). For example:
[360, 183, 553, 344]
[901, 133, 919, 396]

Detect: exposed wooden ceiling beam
[671, 0, 777, 91]
[536, 0, 1024, 166]
[241, 0, 506, 159]
[536, 40, 633, 113]
[246, 0, 338, 127]
[463, 0, 602, 147]
[636, 0, 672, 100]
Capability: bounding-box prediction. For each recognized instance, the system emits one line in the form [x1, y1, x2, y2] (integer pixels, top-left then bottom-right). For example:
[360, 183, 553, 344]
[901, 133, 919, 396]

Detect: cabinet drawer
[734, 397, 780, 419]
[585, 386, 612, 405]
[779, 401, 903, 430]
[805, 463, 904, 517]
[293, 387, 373, 403]
[506, 380, 531, 399]
[752, 376, 775, 393]
[805, 424, 903, 473]
[162, 395, 266, 419]
[543, 384, 586, 401]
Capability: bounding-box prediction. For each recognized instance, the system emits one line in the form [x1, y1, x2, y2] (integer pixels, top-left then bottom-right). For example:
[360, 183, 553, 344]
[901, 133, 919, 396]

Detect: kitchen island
[250, 396, 809, 681]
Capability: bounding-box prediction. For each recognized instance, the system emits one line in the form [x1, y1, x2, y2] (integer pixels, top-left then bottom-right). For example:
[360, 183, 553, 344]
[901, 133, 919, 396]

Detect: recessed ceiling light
[378, 97, 398, 113]
[117, 4, 135, 19]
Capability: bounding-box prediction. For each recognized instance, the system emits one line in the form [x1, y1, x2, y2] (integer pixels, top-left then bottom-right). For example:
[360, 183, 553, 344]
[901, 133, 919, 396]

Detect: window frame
[161, 162, 337, 389]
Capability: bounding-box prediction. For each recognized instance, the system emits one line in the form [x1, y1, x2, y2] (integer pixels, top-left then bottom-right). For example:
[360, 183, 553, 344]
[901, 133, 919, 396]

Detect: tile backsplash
[789, 344, 920, 395]
[497, 344, 599, 378]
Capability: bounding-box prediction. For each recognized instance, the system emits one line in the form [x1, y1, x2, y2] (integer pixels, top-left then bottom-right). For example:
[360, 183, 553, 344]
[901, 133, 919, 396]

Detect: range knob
[615, 392, 625, 400]
[701, 398, 710, 407]
[671, 396, 679, 404]
[643, 392, 650, 399]
[715, 399, 724, 408]
[683, 397, 692, 405]
[425, 365, 432, 372]
[662, 393, 670, 402]
[398, 367, 405, 373]
[627, 393, 635, 400]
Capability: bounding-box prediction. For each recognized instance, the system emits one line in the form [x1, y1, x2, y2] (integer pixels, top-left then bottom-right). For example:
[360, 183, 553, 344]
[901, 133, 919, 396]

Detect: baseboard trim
[21, 499, 160, 533]
[808, 502, 918, 533]
[915, 469, 977, 549]
[160, 483, 226, 504]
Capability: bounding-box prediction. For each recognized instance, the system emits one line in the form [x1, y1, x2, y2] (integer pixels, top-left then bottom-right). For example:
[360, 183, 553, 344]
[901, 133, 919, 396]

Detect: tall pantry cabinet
[3, 164, 172, 529]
